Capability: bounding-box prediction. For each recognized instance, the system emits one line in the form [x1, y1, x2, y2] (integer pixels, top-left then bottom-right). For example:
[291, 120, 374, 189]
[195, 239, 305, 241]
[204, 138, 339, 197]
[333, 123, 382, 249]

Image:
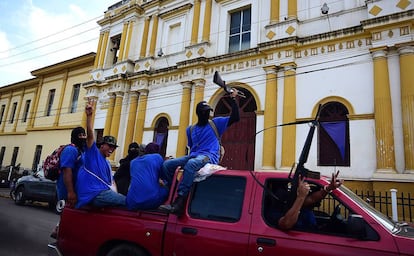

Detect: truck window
[189, 175, 246, 222]
[262, 179, 359, 237]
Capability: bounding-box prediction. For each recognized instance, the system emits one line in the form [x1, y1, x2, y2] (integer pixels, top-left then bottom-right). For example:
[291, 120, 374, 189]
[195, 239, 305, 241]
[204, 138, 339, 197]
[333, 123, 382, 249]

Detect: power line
[0, 14, 104, 54]
[0, 26, 100, 60]
[0, 37, 98, 68]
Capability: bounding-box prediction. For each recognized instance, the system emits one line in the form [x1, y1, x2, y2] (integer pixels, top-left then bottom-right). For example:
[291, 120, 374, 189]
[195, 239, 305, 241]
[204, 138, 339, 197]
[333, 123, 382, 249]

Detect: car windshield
[340, 185, 395, 232]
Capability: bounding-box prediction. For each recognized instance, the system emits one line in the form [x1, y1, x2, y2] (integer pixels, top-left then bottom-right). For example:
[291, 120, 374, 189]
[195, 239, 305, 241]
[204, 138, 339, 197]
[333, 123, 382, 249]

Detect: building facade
[82, 0, 414, 193]
[1, 0, 413, 194]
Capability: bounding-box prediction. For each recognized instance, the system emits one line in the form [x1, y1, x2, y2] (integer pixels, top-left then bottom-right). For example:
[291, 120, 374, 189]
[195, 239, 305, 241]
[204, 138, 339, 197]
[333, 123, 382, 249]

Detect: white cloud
[25, 4, 97, 66]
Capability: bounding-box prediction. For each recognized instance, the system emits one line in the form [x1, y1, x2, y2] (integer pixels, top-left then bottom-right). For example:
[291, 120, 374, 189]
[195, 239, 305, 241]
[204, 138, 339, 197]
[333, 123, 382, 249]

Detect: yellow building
[0, 53, 95, 172]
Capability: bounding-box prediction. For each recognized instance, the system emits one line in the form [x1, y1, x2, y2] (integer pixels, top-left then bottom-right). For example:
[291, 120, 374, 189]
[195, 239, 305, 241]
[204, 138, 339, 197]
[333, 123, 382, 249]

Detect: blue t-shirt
[267, 186, 317, 230]
[126, 153, 168, 210]
[187, 117, 229, 164]
[57, 145, 84, 201]
[75, 142, 113, 208]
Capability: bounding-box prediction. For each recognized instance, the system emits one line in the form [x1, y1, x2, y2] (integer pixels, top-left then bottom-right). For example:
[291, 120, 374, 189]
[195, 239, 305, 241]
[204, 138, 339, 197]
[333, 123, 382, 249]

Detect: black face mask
[71, 127, 86, 150]
[197, 110, 210, 126]
[72, 137, 86, 150]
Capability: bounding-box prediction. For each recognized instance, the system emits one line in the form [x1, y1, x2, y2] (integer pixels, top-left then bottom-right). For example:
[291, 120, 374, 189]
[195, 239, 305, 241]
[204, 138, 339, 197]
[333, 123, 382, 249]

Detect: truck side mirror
[347, 214, 365, 238]
[347, 214, 379, 241]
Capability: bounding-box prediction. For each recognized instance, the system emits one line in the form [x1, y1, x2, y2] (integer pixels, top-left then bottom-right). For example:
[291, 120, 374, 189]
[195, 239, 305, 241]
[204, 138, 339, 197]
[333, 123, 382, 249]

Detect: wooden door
[215, 88, 256, 170]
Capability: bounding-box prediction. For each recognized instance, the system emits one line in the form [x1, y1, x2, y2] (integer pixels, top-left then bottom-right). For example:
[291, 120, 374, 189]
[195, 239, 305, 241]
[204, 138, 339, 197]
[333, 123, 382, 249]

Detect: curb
[0, 189, 11, 199]
[0, 193, 10, 199]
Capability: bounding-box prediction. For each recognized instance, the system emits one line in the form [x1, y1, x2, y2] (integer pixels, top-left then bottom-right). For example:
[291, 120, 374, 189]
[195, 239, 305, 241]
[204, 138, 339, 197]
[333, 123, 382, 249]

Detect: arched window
[153, 117, 169, 158]
[318, 102, 350, 166]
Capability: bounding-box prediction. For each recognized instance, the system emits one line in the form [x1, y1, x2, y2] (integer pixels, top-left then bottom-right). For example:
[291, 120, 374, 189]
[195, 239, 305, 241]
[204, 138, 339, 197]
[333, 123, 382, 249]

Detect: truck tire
[106, 244, 147, 256]
[14, 186, 25, 205]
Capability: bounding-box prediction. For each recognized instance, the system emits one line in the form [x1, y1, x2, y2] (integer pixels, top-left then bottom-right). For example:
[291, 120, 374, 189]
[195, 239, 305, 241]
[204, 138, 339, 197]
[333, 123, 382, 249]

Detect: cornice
[99, 3, 144, 26]
[31, 53, 95, 77]
[361, 9, 414, 30]
[297, 113, 375, 124]
[298, 26, 364, 45]
[0, 131, 27, 136]
[159, 3, 192, 20]
[206, 47, 263, 65]
[26, 125, 81, 132]
[0, 78, 39, 92]
[258, 37, 299, 52]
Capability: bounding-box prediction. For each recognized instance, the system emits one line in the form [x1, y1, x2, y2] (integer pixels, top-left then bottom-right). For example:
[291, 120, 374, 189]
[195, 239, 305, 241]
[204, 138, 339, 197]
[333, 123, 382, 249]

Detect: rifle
[287, 104, 322, 205]
[213, 71, 246, 98]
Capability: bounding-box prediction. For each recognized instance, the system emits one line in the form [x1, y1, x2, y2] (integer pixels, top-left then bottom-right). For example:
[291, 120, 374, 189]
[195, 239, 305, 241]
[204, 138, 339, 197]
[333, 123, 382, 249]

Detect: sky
[0, 0, 118, 87]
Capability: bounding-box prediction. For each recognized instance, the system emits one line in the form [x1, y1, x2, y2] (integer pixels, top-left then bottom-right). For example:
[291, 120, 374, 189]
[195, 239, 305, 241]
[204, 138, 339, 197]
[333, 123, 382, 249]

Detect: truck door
[248, 176, 399, 256]
[163, 174, 252, 256]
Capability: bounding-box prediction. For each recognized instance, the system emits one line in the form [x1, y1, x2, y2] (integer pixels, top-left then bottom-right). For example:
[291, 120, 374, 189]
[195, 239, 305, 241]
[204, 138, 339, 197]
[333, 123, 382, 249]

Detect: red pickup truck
[50, 169, 414, 256]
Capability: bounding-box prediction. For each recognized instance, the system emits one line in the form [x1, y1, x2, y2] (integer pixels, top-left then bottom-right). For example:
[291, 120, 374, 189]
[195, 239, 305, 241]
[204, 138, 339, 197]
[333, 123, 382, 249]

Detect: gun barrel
[297, 122, 317, 167]
[213, 71, 225, 87]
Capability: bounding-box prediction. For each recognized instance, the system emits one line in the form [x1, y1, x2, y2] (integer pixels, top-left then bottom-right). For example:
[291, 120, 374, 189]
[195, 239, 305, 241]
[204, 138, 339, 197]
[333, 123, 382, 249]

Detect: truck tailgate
[57, 207, 169, 256]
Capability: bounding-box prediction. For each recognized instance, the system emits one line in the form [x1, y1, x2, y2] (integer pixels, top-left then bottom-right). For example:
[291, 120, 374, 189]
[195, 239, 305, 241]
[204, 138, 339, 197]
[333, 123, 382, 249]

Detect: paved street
[0, 188, 59, 256]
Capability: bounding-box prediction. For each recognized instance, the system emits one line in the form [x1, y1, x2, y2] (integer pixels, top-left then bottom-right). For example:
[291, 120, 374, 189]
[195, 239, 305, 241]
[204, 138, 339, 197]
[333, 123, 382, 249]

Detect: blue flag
[320, 121, 346, 160]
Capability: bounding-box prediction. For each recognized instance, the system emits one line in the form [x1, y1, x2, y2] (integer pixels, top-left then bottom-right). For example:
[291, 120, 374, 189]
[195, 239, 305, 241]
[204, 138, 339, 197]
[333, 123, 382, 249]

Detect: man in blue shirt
[268, 172, 343, 230]
[52, 126, 86, 239]
[57, 127, 86, 208]
[75, 99, 126, 209]
[126, 143, 168, 210]
[160, 89, 240, 216]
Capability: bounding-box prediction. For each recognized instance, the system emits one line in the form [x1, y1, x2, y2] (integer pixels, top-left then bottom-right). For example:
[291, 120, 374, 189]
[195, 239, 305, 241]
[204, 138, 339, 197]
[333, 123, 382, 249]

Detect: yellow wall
[345, 180, 414, 195]
[16, 89, 36, 133]
[1, 136, 27, 167]
[343, 180, 413, 222]
[58, 68, 90, 126]
[34, 74, 66, 127]
[7, 94, 20, 132]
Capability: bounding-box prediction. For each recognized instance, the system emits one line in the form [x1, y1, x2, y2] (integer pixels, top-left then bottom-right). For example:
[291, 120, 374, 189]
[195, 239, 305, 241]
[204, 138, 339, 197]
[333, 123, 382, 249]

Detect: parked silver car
[13, 169, 61, 213]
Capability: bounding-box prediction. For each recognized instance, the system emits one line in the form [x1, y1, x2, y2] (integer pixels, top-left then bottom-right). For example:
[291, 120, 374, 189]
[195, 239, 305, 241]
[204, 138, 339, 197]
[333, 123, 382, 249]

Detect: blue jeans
[92, 189, 126, 208]
[162, 155, 210, 197]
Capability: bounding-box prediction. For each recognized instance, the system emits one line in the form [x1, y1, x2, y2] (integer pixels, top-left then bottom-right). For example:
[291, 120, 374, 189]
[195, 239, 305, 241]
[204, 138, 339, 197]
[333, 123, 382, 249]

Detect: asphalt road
[0, 188, 59, 256]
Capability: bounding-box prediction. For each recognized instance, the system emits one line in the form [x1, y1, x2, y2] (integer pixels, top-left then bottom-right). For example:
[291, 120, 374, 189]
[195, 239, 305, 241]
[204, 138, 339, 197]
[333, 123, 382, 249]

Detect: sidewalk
[0, 187, 11, 198]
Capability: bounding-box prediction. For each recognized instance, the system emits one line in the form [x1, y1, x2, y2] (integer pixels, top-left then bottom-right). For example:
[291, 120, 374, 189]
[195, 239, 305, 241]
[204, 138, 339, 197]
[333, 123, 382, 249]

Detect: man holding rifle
[273, 171, 343, 230]
[160, 88, 240, 216]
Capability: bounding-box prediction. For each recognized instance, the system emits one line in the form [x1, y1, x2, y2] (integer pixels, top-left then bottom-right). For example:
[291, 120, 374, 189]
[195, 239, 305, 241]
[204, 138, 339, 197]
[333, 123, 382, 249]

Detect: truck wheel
[106, 244, 147, 256]
[14, 186, 25, 205]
